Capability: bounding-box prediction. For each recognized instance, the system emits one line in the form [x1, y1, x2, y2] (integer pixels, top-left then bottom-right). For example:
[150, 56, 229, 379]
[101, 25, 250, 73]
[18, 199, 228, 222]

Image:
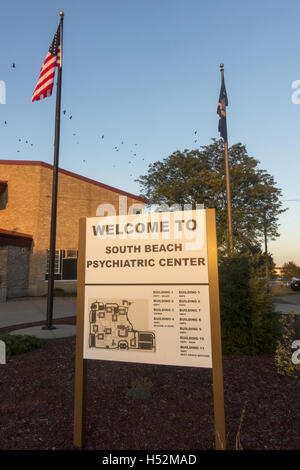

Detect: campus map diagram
[89, 299, 156, 352]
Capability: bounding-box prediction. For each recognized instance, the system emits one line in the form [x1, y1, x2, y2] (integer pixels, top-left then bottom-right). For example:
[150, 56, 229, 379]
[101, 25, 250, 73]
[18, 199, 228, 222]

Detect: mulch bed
[0, 318, 299, 451]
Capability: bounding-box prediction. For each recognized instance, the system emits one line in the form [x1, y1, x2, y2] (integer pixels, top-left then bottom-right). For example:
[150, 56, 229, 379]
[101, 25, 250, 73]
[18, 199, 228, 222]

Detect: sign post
[206, 209, 226, 450]
[74, 218, 87, 448]
[73, 209, 226, 449]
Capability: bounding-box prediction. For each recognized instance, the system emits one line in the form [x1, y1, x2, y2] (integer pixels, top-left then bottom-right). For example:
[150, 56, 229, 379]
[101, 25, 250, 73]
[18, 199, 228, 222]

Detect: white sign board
[0, 340, 6, 365]
[82, 210, 212, 368]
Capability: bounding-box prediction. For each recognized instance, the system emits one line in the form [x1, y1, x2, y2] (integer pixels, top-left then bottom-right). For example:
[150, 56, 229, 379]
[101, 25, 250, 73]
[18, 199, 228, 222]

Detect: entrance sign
[84, 210, 211, 368]
[74, 209, 226, 449]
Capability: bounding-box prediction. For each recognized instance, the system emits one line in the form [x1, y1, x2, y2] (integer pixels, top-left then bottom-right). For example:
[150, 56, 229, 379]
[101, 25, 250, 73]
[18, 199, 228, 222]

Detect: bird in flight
[63, 110, 66, 115]
[12, 63, 15, 68]
[69, 115, 72, 120]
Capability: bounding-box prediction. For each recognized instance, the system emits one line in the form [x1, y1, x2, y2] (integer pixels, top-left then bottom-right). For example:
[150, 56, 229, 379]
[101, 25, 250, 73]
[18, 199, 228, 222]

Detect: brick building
[0, 160, 146, 298]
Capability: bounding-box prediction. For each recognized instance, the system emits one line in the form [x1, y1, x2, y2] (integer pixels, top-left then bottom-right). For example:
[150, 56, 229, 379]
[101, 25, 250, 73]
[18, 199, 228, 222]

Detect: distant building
[0, 160, 146, 298]
[273, 266, 284, 277]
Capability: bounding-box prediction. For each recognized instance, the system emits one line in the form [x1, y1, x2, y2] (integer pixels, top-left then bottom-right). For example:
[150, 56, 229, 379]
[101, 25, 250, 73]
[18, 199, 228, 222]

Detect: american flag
[32, 26, 61, 102]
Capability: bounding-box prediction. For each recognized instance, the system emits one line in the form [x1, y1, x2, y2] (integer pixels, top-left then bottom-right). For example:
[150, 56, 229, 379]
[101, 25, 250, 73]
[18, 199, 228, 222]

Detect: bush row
[219, 257, 281, 355]
[0, 334, 40, 356]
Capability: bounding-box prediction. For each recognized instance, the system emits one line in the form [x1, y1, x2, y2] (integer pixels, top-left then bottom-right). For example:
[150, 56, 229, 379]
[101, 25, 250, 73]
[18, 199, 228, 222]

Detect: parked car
[290, 279, 300, 291]
[277, 276, 290, 287]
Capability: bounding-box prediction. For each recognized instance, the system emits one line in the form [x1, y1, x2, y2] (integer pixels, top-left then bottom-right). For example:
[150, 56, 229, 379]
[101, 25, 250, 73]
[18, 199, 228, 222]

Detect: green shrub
[275, 311, 300, 376]
[219, 256, 281, 355]
[248, 273, 281, 353]
[219, 257, 254, 354]
[0, 334, 40, 356]
[126, 377, 152, 401]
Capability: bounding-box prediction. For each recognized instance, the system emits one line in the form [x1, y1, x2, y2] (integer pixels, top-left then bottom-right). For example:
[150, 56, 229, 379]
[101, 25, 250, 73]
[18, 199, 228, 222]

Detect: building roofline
[0, 160, 147, 203]
[0, 228, 33, 248]
[0, 228, 33, 239]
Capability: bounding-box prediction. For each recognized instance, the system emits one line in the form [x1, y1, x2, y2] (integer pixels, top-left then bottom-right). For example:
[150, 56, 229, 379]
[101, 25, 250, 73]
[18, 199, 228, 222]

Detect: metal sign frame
[73, 209, 226, 449]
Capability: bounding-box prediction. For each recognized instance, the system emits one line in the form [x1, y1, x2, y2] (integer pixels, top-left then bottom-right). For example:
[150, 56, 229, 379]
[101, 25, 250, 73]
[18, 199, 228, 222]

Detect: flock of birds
[3, 62, 201, 180]
[3, 117, 34, 152]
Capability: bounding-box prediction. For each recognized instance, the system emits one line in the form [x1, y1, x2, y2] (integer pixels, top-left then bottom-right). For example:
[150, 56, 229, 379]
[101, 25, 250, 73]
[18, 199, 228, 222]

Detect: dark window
[45, 249, 78, 280]
[0, 182, 8, 210]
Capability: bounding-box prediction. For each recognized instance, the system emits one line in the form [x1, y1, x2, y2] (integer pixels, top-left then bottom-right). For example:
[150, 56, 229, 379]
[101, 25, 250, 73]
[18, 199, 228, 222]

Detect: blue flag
[217, 75, 228, 141]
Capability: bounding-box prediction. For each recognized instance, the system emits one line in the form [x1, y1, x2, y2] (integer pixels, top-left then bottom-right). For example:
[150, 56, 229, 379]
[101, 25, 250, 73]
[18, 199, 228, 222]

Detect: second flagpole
[220, 64, 233, 254]
[43, 11, 64, 330]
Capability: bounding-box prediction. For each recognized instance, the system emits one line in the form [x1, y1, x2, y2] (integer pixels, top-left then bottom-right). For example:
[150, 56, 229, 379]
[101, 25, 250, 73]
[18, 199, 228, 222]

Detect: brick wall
[0, 248, 8, 286]
[6, 245, 30, 298]
[0, 245, 30, 298]
[0, 162, 145, 296]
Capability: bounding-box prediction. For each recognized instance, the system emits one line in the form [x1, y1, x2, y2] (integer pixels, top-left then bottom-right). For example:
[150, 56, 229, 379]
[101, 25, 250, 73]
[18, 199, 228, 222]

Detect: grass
[235, 403, 247, 450]
[42, 288, 77, 297]
[126, 377, 153, 401]
[270, 286, 300, 297]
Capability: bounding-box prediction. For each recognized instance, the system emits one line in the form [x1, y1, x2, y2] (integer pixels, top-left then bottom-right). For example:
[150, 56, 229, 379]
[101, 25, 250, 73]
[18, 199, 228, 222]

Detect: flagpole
[220, 64, 233, 254]
[43, 11, 64, 330]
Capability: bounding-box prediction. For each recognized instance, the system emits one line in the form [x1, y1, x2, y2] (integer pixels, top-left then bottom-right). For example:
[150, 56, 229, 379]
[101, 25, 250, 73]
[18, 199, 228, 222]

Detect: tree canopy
[282, 261, 300, 280]
[137, 139, 286, 253]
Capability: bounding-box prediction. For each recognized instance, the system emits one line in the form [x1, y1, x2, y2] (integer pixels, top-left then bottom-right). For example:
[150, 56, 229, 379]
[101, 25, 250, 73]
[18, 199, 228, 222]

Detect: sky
[0, 0, 300, 266]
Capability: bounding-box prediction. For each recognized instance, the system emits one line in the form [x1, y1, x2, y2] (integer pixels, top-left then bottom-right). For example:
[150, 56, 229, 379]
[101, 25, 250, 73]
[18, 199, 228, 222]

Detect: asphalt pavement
[273, 295, 300, 315]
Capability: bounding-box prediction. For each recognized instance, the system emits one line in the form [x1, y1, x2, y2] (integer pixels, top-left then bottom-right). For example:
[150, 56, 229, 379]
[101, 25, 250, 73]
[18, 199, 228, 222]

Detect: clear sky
[0, 0, 299, 266]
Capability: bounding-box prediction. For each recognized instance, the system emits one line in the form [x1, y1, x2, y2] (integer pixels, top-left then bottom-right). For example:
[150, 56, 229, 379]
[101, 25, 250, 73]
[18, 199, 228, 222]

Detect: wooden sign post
[73, 209, 226, 449]
[206, 209, 226, 450]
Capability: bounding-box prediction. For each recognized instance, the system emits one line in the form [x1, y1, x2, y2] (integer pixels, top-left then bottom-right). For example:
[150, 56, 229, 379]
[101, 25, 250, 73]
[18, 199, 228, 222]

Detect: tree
[282, 261, 300, 280]
[219, 256, 280, 354]
[240, 245, 276, 277]
[137, 139, 286, 253]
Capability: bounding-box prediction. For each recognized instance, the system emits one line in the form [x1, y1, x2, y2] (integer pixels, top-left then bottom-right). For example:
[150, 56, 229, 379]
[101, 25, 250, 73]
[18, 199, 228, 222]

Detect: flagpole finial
[59, 11, 64, 17]
[220, 63, 224, 71]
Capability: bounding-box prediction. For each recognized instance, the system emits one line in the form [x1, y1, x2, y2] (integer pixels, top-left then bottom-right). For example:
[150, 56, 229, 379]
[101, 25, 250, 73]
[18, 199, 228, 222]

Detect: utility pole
[263, 207, 269, 281]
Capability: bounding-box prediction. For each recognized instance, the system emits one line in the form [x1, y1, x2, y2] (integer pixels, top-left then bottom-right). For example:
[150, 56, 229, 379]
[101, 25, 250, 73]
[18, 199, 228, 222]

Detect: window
[0, 181, 8, 210]
[45, 249, 78, 280]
